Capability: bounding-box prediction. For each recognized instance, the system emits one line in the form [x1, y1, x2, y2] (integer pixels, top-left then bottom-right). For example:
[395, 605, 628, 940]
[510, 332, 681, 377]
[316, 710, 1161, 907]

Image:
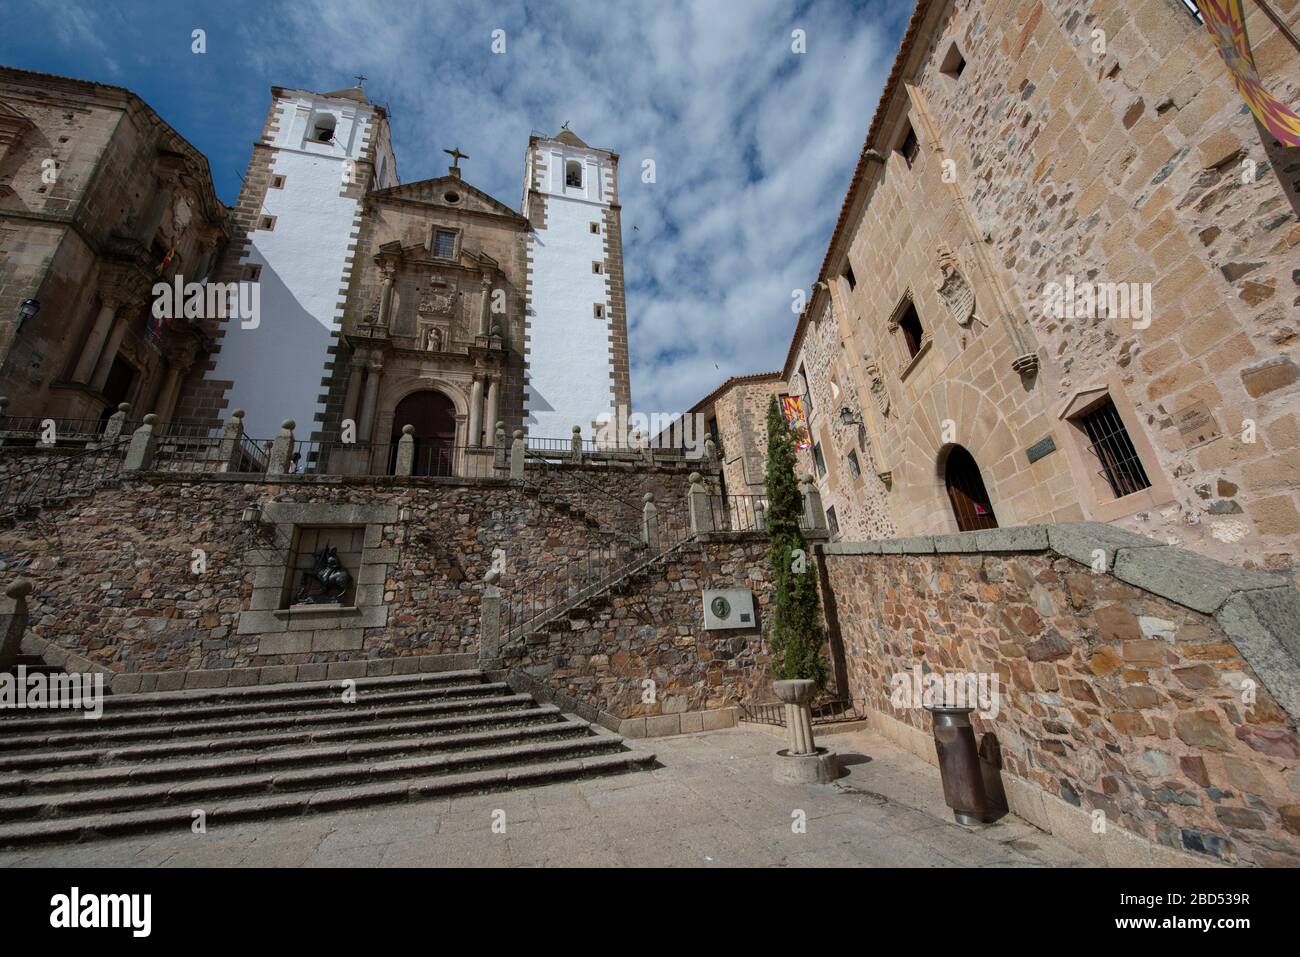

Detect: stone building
[701, 0, 1300, 570]
[180, 85, 632, 456]
[0, 67, 229, 431]
[686, 372, 783, 498]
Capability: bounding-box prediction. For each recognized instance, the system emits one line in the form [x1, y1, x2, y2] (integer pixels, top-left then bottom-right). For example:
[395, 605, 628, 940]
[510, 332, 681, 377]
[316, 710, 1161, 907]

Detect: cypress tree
[763, 395, 828, 687]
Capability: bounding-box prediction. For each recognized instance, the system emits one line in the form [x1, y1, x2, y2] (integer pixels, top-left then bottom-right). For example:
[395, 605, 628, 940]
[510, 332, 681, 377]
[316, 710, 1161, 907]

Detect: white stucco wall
[209, 91, 380, 440]
[525, 143, 616, 439]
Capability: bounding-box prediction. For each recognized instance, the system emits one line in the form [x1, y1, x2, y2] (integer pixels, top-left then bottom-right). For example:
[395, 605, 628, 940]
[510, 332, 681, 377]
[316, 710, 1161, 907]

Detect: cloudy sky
[2, 0, 907, 415]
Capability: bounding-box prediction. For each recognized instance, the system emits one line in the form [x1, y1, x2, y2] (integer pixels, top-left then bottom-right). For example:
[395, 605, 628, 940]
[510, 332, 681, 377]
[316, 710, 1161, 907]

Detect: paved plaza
[0, 725, 1085, 868]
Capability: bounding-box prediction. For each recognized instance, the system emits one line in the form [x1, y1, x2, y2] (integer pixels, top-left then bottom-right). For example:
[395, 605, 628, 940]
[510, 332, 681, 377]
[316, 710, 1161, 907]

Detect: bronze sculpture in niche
[295, 545, 352, 604]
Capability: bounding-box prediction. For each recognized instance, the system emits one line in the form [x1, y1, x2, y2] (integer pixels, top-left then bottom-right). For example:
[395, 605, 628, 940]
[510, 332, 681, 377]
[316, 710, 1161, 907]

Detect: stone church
[177, 83, 633, 462]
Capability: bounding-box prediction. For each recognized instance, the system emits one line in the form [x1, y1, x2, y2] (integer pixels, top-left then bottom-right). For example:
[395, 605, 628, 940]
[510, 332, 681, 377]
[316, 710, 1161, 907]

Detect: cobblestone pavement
[0, 726, 1087, 867]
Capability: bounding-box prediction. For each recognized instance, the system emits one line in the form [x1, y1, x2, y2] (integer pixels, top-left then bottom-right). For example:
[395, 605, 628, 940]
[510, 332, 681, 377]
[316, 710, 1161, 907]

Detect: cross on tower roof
[354, 74, 367, 87]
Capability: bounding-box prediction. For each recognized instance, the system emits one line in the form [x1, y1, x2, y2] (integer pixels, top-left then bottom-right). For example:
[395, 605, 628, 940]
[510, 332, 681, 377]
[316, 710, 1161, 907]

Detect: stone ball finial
[232, 408, 245, 419]
[572, 425, 581, 434]
[484, 568, 501, 585]
[513, 429, 524, 439]
[642, 492, 654, 503]
[402, 424, 415, 435]
[143, 413, 159, 425]
[5, 578, 33, 600]
[688, 471, 702, 484]
[281, 419, 296, 431]
[803, 473, 815, 484]
[117, 402, 131, 412]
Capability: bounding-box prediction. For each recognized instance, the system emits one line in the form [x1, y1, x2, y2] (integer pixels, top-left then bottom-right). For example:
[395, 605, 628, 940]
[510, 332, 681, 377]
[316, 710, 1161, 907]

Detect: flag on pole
[1200, 0, 1300, 147]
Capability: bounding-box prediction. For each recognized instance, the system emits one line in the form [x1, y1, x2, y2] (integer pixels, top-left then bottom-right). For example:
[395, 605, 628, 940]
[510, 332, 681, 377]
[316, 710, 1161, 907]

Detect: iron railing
[708, 494, 768, 533]
[0, 438, 130, 521]
[500, 451, 695, 639]
[272, 440, 505, 479]
[739, 699, 864, 727]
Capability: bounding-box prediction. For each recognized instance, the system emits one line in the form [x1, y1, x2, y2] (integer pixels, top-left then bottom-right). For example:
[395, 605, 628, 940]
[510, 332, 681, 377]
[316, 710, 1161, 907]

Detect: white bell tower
[522, 128, 631, 440]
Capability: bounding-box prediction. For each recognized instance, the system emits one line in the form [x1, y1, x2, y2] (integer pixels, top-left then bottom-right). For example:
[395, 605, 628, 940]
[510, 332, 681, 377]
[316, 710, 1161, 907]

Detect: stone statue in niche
[936, 243, 975, 328]
[295, 546, 352, 604]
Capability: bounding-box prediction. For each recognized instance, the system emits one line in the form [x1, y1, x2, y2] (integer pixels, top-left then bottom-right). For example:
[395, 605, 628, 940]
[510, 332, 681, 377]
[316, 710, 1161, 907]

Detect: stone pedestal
[772, 678, 840, 784]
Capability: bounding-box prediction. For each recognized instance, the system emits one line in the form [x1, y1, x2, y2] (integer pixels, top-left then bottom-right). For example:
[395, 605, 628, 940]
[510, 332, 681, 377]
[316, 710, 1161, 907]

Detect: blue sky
[1, 0, 909, 414]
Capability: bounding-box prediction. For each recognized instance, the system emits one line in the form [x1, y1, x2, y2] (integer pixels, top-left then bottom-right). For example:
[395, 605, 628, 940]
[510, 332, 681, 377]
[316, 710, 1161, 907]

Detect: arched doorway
[391, 390, 456, 476]
[943, 445, 998, 531]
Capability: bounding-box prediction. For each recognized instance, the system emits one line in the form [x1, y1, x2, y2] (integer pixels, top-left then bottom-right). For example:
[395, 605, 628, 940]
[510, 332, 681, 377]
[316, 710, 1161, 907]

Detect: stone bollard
[122, 414, 160, 472]
[99, 402, 131, 447]
[754, 498, 767, 532]
[801, 473, 828, 531]
[509, 429, 525, 480]
[494, 421, 506, 468]
[641, 493, 658, 547]
[687, 471, 714, 534]
[772, 678, 840, 784]
[216, 408, 246, 472]
[479, 567, 503, 668]
[570, 424, 583, 463]
[703, 435, 717, 465]
[266, 419, 296, 475]
[0, 578, 33, 672]
[395, 424, 415, 476]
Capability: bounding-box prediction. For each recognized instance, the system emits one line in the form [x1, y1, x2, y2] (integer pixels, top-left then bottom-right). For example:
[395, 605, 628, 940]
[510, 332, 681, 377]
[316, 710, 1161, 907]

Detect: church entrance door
[391, 390, 457, 476]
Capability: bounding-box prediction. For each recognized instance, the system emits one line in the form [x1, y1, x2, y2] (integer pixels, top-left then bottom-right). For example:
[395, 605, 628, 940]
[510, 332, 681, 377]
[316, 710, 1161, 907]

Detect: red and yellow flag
[781, 394, 812, 451]
[1200, 0, 1300, 147]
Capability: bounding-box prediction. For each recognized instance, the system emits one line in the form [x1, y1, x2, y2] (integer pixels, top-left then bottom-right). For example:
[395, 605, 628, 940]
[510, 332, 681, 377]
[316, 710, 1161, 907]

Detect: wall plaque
[1025, 435, 1057, 464]
[1173, 400, 1222, 450]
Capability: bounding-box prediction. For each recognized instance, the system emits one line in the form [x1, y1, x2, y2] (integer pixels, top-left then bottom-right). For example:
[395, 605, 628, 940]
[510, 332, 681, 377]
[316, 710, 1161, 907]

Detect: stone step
[0, 692, 541, 754]
[0, 704, 568, 773]
[0, 718, 592, 796]
[0, 679, 510, 734]
[0, 734, 630, 822]
[102, 670, 488, 712]
[0, 749, 656, 848]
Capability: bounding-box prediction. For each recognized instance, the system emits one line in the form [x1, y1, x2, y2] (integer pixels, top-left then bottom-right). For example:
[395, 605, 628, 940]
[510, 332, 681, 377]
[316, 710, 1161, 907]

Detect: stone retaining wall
[0, 470, 698, 675]
[497, 534, 775, 732]
[819, 523, 1300, 866]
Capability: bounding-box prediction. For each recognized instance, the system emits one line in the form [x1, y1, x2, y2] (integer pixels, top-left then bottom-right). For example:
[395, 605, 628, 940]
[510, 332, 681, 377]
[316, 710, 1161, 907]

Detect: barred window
[813, 442, 826, 478]
[847, 449, 861, 478]
[826, 505, 839, 535]
[1076, 397, 1152, 498]
[434, 230, 456, 258]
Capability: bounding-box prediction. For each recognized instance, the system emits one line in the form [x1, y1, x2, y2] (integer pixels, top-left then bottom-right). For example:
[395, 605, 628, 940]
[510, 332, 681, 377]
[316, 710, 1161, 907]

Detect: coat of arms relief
[935, 243, 975, 328]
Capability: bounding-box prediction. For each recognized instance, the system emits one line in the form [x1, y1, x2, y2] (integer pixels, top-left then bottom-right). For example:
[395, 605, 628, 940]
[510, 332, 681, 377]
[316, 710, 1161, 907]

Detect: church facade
[176, 85, 631, 464]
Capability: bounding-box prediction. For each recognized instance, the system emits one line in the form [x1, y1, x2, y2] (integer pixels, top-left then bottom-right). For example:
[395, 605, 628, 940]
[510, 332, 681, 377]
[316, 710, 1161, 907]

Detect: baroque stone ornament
[936, 244, 975, 328]
[295, 546, 352, 604]
[418, 289, 457, 317]
[863, 355, 890, 417]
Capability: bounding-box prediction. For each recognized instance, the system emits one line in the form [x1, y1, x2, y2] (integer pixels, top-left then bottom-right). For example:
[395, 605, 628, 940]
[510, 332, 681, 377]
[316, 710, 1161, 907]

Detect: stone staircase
[0, 669, 654, 847]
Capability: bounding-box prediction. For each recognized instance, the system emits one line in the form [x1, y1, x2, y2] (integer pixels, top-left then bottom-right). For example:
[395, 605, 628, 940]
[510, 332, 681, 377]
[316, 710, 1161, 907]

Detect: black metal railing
[271, 439, 505, 479]
[739, 699, 864, 727]
[708, 493, 769, 533]
[0, 438, 129, 520]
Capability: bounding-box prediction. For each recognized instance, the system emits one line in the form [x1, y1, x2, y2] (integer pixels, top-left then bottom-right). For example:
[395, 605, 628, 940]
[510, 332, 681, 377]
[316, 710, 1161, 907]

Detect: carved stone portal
[936, 244, 975, 328]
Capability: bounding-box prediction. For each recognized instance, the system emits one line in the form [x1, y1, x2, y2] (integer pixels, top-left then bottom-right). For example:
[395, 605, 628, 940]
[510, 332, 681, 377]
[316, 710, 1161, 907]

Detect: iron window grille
[1078, 397, 1152, 498]
[813, 442, 826, 478]
[434, 230, 456, 258]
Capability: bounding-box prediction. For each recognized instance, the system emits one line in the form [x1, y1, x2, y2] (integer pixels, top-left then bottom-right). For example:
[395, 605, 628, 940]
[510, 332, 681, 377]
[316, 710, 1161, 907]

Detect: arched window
[565, 159, 583, 188]
[391, 390, 458, 476]
[943, 445, 998, 531]
[311, 113, 337, 144]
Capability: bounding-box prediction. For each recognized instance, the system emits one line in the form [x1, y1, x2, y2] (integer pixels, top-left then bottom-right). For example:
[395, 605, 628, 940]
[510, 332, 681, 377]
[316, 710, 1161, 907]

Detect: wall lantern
[17, 299, 40, 330]
[838, 406, 863, 428]
[241, 503, 262, 524]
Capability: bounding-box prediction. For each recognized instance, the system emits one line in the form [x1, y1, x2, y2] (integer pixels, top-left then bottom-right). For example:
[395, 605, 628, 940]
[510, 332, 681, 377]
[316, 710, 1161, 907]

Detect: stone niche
[237, 503, 398, 658]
